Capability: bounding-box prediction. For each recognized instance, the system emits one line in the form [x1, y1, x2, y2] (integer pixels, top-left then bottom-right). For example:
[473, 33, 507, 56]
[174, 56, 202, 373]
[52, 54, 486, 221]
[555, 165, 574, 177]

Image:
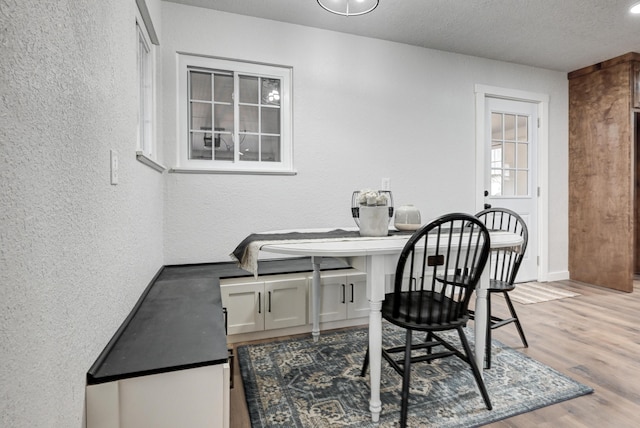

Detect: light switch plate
[110, 150, 119, 185]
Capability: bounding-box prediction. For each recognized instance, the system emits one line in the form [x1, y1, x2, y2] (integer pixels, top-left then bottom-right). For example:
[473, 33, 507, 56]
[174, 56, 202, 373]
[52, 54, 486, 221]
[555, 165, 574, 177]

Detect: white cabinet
[86, 364, 230, 428]
[221, 274, 307, 335]
[264, 277, 308, 330]
[315, 270, 368, 322]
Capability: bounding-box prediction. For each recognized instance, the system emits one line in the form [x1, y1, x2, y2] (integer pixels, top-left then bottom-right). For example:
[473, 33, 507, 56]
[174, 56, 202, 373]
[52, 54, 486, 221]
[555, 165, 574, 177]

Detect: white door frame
[474, 84, 550, 282]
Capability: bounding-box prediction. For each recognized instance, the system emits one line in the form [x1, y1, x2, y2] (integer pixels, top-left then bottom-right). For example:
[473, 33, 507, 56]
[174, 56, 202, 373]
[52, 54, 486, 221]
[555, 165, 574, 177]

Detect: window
[135, 6, 163, 171]
[137, 22, 153, 154]
[177, 54, 293, 174]
[490, 112, 530, 196]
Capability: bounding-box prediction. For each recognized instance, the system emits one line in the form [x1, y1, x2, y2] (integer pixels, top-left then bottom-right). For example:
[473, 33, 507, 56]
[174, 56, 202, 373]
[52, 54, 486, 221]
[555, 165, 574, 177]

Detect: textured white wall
[161, 3, 569, 276]
[0, 0, 164, 427]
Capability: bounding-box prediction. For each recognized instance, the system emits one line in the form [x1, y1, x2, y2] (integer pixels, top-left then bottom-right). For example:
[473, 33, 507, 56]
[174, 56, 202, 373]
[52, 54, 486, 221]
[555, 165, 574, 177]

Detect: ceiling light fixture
[631, 2, 640, 14]
[317, 0, 379, 17]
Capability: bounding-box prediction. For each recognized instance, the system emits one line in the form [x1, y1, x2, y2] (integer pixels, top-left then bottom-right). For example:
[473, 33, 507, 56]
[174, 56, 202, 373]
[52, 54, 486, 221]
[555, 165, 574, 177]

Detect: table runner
[230, 229, 413, 276]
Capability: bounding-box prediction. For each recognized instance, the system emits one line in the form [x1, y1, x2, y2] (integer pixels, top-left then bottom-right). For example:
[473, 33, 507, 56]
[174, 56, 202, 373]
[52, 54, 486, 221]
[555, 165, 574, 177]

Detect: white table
[260, 230, 522, 422]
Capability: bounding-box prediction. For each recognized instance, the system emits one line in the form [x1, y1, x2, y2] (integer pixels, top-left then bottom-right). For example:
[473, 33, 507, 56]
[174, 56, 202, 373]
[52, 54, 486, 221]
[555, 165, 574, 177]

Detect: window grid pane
[491, 112, 530, 196]
[189, 69, 238, 161]
[238, 75, 282, 162]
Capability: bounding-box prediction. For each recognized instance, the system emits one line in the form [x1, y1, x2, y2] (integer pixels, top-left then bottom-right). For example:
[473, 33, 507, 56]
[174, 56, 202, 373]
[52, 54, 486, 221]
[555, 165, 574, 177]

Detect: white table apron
[260, 231, 522, 422]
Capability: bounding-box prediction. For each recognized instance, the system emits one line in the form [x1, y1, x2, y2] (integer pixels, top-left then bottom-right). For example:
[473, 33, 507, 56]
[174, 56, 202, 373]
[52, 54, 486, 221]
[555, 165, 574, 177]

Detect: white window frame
[175, 54, 294, 175]
[135, 8, 163, 172]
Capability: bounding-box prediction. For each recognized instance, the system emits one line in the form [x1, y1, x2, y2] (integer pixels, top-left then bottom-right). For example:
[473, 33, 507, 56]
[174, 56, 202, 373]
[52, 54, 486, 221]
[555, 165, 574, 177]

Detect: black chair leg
[424, 331, 434, 363]
[504, 292, 528, 348]
[360, 347, 369, 377]
[399, 329, 413, 428]
[457, 326, 492, 410]
[485, 292, 492, 369]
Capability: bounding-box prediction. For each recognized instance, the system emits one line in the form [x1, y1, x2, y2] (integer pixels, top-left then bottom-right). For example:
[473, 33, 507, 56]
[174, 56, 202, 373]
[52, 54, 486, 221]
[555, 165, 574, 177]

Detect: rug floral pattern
[238, 323, 592, 427]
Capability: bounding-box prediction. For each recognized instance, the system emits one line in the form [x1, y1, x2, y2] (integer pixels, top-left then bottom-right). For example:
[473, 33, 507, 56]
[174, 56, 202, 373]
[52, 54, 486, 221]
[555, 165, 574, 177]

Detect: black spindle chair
[361, 213, 492, 427]
[470, 208, 529, 369]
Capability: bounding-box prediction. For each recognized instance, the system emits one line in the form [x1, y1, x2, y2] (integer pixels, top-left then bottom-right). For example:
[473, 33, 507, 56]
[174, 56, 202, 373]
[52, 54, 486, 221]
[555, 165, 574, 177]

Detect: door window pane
[491, 113, 502, 140]
[502, 170, 515, 196]
[517, 143, 528, 169]
[491, 170, 502, 196]
[491, 142, 502, 168]
[517, 116, 528, 142]
[517, 171, 528, 196]
[504, 142, 516, 169]
[504, 114, 516, 140]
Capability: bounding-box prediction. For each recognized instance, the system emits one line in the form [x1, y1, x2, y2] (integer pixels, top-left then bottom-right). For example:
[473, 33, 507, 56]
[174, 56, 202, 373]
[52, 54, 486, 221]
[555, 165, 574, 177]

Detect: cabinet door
[316, 273, 348, 322]
[346, 273, 369, 319]
[220, 282, 264, 335]
[87, 365, 230, 428]
[264, 278, 307, 330]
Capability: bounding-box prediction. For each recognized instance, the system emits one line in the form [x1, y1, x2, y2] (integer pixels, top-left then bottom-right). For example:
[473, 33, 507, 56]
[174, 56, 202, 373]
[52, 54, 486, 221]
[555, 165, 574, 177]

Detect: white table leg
[368, 300, 383, 422]
[364, 254, 387, 422]
[474, 268, 489, 372]
[311, 256, 322, 342]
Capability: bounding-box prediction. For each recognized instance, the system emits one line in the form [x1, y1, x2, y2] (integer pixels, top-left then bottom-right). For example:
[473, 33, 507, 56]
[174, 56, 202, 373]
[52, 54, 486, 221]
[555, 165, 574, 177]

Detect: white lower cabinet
[86, 364, 230, 428]
[221, 274, 307, 335]
[315, 270, 369, 322]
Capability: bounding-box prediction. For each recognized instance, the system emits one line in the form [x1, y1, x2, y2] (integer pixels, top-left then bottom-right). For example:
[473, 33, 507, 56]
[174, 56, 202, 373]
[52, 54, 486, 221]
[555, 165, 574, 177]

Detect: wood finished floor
[229, 280, 640, 427]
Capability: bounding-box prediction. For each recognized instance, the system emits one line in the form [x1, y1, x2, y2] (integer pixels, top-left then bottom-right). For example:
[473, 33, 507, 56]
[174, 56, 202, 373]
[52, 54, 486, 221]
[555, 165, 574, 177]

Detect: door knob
[484, 203, 492, 209]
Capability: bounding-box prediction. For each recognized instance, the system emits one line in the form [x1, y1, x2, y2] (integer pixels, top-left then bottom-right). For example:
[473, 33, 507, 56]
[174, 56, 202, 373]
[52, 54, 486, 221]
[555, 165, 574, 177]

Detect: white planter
[394, 205, 421, 231]
[358, 205, 390, 237]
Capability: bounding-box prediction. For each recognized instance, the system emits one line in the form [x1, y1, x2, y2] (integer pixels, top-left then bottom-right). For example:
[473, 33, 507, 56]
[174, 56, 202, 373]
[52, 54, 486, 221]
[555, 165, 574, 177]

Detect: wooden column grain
[568, 54, 636, 292]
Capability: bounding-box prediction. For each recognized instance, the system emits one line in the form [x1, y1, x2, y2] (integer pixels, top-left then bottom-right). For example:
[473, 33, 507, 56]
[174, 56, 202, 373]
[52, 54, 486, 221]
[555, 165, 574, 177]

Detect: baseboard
[544, 270, 570, 282]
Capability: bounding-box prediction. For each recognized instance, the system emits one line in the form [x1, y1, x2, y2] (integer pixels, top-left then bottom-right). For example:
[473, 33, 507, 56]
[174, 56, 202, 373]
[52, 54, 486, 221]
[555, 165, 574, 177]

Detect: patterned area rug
[509, 282, 581, 305]
[238, 324, 593, 427]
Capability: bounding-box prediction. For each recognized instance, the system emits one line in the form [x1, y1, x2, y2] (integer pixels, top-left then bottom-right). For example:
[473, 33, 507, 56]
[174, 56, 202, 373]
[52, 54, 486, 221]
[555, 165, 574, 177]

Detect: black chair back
[387, 213, 491, 329]
[475, 208, 528, 284]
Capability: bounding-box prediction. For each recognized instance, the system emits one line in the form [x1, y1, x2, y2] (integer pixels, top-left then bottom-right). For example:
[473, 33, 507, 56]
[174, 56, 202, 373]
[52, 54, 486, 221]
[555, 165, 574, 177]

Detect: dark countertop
[159, 256, 351, 280]
[87, 275, 228, 385]
[87, 257, 351, 385]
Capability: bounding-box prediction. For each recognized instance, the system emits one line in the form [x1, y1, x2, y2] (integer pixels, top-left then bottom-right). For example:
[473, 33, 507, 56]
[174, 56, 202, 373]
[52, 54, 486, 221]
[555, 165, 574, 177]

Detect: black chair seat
[487, 278, 516, 292]
[382, 291, 468, 331]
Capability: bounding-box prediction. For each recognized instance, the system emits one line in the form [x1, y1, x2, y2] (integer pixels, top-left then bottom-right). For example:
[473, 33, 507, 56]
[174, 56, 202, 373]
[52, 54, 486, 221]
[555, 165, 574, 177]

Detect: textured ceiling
[165, 0, 640, 72]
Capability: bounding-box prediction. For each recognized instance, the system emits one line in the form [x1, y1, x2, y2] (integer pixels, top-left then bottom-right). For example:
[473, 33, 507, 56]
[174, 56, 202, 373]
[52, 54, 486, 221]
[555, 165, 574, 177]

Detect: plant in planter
[351, 189, 394, 236]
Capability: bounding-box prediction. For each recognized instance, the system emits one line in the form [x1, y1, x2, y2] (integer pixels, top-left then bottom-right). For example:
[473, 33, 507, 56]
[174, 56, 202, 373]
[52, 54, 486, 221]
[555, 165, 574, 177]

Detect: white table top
[260, 230, 522, 257]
